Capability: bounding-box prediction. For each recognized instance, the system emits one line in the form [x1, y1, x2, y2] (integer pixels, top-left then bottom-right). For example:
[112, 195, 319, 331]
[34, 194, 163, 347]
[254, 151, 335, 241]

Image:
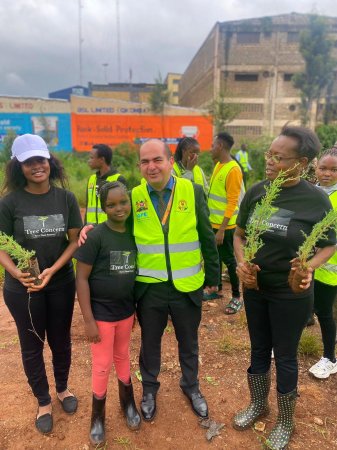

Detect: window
[284, 73, 294, 82]
[287, 32, 299, 43]
[225, 126, 262, 136]
[235, 73, 259, 82]
[172, 79, 180, 84]
[237, 32, 260, 44]
[239, 104, 264, 113]
[172, 92, 179, 96]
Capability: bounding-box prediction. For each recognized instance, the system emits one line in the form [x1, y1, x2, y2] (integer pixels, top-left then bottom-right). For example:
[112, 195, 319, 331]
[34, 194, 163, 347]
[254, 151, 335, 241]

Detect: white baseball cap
[11, 134, 51, 162]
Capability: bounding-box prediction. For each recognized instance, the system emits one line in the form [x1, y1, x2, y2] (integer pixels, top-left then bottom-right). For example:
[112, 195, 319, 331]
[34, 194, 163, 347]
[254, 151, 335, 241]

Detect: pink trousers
[90, 314, 134, 397]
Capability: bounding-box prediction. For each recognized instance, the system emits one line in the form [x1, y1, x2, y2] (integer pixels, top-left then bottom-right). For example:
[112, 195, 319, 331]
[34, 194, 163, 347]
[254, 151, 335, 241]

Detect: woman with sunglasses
[232, 126, 336, 450]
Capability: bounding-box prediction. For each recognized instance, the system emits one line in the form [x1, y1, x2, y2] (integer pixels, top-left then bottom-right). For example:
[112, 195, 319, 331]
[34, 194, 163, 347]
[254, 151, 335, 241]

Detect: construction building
[179, 12, 337, 141]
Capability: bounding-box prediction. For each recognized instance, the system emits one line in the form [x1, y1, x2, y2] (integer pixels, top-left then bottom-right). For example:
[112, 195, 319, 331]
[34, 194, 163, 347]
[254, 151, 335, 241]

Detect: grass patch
[298, 329, 322, 357]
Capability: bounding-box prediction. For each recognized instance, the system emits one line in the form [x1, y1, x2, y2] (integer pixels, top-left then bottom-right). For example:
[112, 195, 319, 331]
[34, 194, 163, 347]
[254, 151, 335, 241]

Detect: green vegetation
[298, 329, 322, 357]
[296, 208, 337, 269]
[207, 92, 241, 134]
[316, 124, 337, 150]
[243, 170, 289, 262]
[0, 232, 36, 269]
[292, 15, 337, 125]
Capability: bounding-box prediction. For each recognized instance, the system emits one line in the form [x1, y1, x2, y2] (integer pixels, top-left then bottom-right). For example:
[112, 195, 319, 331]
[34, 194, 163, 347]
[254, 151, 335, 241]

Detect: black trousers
[314, 279, 337, 361]
[244, 287, 313, 394]
[213, 227, 240, 298]
[136, 282, 202, 395]
[4, 280, 75, 406]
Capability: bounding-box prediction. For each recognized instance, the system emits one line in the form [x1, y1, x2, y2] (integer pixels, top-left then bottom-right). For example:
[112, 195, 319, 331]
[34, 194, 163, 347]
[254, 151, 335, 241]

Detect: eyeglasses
[264, 151, 299, 164]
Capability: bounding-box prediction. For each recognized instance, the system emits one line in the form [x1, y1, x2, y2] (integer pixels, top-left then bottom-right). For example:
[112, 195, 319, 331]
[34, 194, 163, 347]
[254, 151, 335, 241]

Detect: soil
[0, 284, 336, 450]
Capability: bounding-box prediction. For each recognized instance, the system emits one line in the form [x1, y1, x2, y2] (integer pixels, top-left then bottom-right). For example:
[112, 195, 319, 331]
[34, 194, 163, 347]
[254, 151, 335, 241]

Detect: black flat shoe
[140, 393, 156, 421]
[183, 390, 209, 419]
[35, 413, 53, 434]
[58, 394, 78, 414]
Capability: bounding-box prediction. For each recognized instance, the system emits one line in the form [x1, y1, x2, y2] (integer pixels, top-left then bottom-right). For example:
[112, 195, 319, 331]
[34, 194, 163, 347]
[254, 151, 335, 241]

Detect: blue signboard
[0, 113, 72, 151]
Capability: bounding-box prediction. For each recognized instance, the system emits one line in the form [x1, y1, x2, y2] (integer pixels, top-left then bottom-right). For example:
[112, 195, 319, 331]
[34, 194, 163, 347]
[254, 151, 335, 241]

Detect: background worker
[205, 132, 245, 315]
[85, 144, 126, 225]
[172, 137, 208, 193]
[235, 143, 252, 187]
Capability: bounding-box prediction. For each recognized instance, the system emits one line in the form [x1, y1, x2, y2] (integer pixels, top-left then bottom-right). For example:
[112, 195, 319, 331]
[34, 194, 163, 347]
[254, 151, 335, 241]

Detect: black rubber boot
[118, 379, 141, 430]
[233, 369, 271, 430]
[90, 395, 106, 446]
[265, 389, 298, 450]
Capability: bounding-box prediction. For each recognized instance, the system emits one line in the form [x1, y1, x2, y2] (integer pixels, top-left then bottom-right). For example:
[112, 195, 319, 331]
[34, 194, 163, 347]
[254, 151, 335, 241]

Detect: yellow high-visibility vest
[208, 160, 245, 227]
[172, 162, 205, 190]
[315, 190, 337, 286]
[236, 150, 249, 173]
[85, 173, 121, 224]
[132, 177, 205, 292]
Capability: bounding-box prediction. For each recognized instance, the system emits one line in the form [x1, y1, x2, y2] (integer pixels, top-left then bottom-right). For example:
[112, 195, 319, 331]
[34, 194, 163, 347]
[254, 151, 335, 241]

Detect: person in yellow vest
[133, 139, 219, 421]
[85, 144, 126, 225]
[235, 143, 252, 187]
[205, 132, 245, 315]
[308, 147, 337, 379]
[172, 137, 208, 193]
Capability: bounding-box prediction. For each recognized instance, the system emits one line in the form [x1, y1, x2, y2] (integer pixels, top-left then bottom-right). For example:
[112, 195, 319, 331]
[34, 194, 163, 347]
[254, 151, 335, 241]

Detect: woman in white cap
[0, 134, 82, 434]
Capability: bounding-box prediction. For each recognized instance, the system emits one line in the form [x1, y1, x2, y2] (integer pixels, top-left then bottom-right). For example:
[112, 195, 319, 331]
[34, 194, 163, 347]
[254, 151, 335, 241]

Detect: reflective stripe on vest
[208, 160, 245, 226]
[132, 177, 205, 292]
[172, 162, 205, 190]
[315, 190, 337, 286]
[85, 173, 121, 225]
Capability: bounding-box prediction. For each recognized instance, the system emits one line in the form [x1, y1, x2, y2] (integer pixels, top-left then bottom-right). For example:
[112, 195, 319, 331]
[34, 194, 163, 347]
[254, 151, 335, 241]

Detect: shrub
[316, 124, 337, 150]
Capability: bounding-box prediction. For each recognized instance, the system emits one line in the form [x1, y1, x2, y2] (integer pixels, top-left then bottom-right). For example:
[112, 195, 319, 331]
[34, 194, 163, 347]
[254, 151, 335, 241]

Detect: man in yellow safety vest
[134, 139, 219, 421]
[85, 144, 126, 225]
[205, 132, 245, 315]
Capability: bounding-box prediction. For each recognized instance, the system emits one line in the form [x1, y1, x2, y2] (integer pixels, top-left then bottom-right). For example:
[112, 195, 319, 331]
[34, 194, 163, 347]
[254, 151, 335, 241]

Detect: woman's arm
[28, 227, 81, 292]
[75, 260, 100, 343]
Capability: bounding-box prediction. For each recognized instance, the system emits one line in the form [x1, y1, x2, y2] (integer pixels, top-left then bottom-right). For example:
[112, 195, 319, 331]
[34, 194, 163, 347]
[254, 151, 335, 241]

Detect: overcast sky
[0, 0, 336, 98]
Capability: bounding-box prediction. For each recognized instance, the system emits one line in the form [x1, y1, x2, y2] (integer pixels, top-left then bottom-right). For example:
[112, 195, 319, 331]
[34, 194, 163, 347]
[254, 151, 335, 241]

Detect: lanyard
[160, 180, 176, 226]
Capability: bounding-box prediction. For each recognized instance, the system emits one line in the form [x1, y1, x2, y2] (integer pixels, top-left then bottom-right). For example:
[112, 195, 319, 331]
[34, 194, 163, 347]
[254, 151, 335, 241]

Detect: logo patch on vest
[177, 199, 188, 212]
[135, 199, 149, 220]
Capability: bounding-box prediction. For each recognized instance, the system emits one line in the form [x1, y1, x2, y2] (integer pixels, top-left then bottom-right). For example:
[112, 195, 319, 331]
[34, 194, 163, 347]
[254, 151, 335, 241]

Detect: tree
[0, 129, 17, 163]
[292, 15, 337, 126]
[149, 73, 169, 137]
[206, 92, 241, 134]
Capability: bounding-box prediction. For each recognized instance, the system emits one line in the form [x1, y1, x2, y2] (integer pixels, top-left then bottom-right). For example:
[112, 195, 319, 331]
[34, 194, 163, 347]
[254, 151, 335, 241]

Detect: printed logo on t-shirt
[23, 214, 65, 239]
[110, 250, 136, 274]
[249, 207, 295, 237]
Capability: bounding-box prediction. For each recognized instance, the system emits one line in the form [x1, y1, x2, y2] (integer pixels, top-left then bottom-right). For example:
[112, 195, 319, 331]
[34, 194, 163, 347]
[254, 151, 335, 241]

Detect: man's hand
[78, 224, 94, 246]
[215, 229, 225, 246]
[204, 286, 218, 294]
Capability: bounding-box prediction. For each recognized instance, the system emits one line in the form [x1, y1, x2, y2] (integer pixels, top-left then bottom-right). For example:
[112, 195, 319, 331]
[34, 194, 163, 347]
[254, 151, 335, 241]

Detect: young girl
[0, 134, 82, 434]
[75, 181, 141, 446]
[309, 147, 337, 379]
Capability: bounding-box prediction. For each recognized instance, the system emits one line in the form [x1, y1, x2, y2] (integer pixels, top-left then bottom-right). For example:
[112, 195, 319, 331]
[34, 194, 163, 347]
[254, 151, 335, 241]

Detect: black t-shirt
[0, 186, 83, 293]
[237, 179, 336, 294]
[74, 223, 136, 322]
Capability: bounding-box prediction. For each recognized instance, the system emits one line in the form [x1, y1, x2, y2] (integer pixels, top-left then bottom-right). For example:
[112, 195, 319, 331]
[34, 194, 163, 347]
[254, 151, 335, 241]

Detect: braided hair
[319, 146, 337, 159]
[174, 137, 199, 162]
[99, 181, 129, 212]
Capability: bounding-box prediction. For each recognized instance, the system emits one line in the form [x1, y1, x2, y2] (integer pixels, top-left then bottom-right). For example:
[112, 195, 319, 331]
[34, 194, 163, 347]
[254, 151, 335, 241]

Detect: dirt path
[0, 287, 336, 450]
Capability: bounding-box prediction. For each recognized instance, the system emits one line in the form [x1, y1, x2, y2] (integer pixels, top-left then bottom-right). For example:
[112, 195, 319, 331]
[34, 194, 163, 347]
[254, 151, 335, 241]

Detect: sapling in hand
[0, 231, 42, 285]
[289, 209, 337, 293]
[242, 169, 293, 289]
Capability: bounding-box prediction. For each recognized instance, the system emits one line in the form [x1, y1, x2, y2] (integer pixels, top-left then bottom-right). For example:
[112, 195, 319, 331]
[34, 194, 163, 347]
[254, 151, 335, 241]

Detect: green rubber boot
[233, 369, 271, 430]
[265, 389, 297, 450]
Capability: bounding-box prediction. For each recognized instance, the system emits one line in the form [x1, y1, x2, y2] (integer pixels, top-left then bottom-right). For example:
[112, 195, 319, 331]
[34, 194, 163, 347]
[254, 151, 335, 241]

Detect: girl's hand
[27, 268, 54, 292]
[186, 153, 198, 170]
[85, 320, 101, 343]
[236, 261, 260, 285]
[14, 268, 36, 288]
